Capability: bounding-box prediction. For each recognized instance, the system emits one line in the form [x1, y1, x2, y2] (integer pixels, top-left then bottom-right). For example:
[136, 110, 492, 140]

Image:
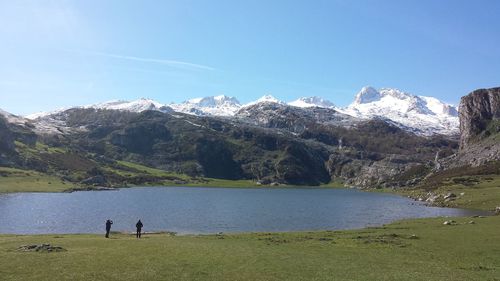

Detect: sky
[1, 0, 499, 115]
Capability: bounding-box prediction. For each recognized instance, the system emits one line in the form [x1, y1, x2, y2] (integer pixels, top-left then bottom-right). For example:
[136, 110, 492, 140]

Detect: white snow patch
[288, 96, 335, 108]
[343, 86, 459, 135]
[0, 109, 29, 125]
[169, 95, 242, 116]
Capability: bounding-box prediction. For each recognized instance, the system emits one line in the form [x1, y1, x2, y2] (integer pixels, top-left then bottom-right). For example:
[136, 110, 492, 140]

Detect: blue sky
[1, 0, 499, 115]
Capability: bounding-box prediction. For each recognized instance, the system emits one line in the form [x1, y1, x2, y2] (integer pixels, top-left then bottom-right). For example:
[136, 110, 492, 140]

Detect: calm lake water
[0, 187, 483, 234]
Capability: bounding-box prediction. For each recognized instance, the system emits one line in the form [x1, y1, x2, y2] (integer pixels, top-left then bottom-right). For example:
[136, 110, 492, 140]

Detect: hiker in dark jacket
[105, 219, 113, 238]
[136, 220, 143, 238]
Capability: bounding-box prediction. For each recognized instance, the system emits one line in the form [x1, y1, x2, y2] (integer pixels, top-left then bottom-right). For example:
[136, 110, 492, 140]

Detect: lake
[0, 187, 483, 234]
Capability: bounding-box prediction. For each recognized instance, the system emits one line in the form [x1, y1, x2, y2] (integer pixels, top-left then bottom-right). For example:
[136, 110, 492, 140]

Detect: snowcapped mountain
[169, 95, 241, 116]
[288, 97, 335, 108]
[24, 98, 173, 135]
[243, 95, 284, 107]
[85, 98, 172, 113]
[26, 109, 66, 120]
[0, 108, 29, 125]
[236, 95, 287, 117]
[20, 87, 460, 136]
[254, 94, 283, 104]
[26, 98, 172, 120]
[341, 87, 459, 136]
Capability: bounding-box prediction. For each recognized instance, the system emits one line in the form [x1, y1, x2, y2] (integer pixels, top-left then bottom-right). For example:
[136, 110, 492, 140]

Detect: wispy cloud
[81, 50, 215, 71]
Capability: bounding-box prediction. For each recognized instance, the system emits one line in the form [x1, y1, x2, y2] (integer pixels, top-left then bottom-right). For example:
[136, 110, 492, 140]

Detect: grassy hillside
[0, 167, 74, 193]
[1, 216, 499, 281]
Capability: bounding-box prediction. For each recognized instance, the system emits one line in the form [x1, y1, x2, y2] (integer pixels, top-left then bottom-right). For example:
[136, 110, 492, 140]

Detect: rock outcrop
[459, 87, 500, 149]
[438, 87, 500, 169]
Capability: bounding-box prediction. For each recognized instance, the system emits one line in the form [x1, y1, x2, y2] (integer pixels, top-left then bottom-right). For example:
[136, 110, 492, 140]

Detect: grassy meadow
[389, 174, 500, 211]
[1, 216, 499, 281]
[0, 167, 74, 193]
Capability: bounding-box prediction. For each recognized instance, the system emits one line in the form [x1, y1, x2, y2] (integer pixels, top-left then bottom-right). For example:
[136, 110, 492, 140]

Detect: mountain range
[24, 86, 459, 136]
[1, 86, 496, 189]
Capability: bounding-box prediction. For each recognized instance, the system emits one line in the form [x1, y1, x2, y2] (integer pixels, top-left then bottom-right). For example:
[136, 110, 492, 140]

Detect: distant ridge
[22, 86, 459, 136]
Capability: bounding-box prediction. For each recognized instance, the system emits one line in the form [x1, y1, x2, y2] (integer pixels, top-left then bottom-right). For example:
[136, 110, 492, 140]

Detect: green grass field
[0, 167, 74, 193]
[1, 216, 499, 281]
[390, 174, 500, 211]
[115, 160, 192, 180]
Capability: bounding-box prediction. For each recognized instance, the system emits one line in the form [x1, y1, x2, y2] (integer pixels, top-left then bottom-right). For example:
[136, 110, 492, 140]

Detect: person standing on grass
[136, 219, 143, 238]
[105, 219, 113, 238]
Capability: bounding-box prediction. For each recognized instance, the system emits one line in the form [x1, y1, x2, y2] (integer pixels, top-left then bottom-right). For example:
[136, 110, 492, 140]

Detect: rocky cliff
[459, 87, 500, 149]
[437, 87, 500, 170]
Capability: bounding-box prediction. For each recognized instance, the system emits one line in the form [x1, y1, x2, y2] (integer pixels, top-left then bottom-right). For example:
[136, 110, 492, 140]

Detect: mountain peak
[87, 98, 170, 113]
[241, 95, 285, 109]
[353, 86, 381, 104]
[0, 108, 28, 125]
[20, 87, 460, 136]
[255, 95, 283, 104]
[185, 95, 240, 106]
[345, 87, 459, 135]
[258, 95, 278, 102]
[0, 108, 10, 117]
[288, 96, 335, 108]
[354, 87, 416, 105]
[214, 94, 236, 101]
[379, 88, 413, 100]
[170, 95, 241, 116]
[420, 96, 458, 117]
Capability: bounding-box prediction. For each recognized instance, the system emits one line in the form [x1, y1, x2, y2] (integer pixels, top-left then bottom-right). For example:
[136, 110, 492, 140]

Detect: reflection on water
[0, 187, 484, 234]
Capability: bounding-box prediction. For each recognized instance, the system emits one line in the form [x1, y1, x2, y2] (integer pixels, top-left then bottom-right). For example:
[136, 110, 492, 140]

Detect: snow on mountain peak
[344, 86, 459, 135]
[214, 94, 239, 103]
[20, 87, 460, 136]
[420, 96, 458, 117]
[196, 95, 240, 107]
[0, 108, 11, 117]
[288, 96, 335, 108]
[354, 86, 381, 104]
[86, 98, 171, 113]
[256, 95, 282, 104]
[170, 95, 242, 116]
[238, 95, 285, 110]
[26, 98, 171, 119]
[0, 108, 28, 125]
[172, 94, 288, 116]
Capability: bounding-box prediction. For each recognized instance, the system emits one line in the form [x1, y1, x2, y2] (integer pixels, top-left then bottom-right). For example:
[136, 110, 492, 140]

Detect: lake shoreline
[5, 180, 493, 213]
[0, 213, 492, 236]
[2, 169, 497, 213]
[0, 186, 489, 235]
[1, 215, 499, 280]
[1, 176, 497, 212]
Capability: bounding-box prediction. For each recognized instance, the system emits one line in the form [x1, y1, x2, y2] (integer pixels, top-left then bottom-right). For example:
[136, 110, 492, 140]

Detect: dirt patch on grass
[353, 233, 411, 247]
[17, 244, 66, 253]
